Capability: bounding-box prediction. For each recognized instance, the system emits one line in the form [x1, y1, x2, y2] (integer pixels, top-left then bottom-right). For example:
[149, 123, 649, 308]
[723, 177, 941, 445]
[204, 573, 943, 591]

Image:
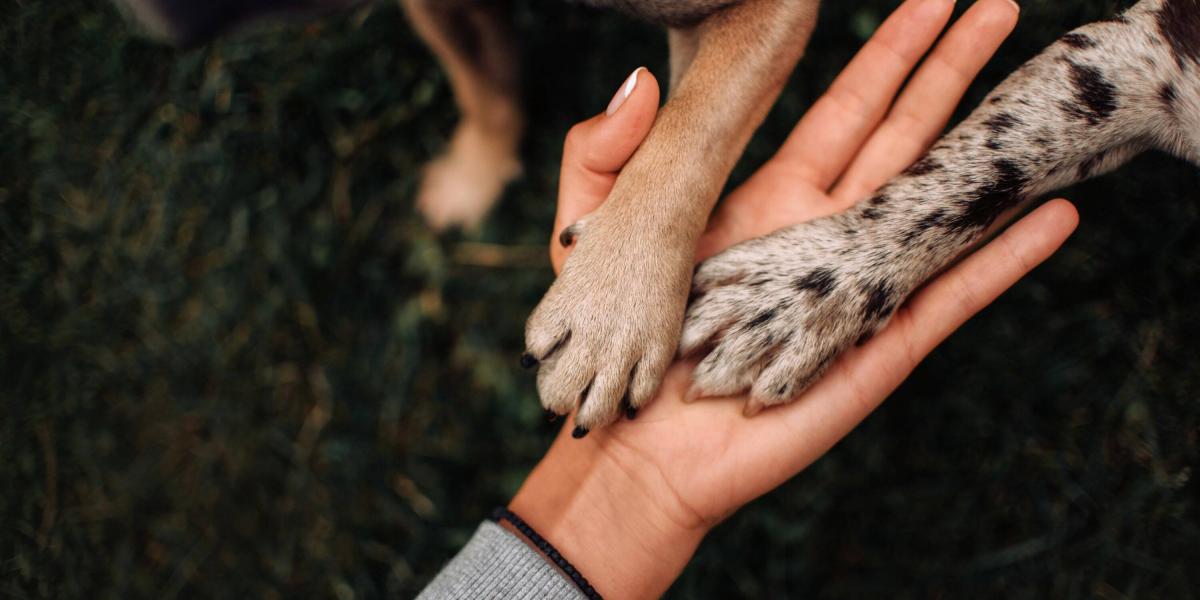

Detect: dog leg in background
[401, 0, 523, 231]
[682, 0, 1200, 414]
[526, 0, 821, 431]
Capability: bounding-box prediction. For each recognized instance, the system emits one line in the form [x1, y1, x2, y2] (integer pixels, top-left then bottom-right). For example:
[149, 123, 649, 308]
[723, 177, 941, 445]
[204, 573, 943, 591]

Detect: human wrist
[509, 425, 709, 599]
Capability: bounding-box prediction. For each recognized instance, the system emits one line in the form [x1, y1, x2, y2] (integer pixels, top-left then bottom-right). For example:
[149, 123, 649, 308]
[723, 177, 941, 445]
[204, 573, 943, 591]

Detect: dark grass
[2, 0, 1198, 597]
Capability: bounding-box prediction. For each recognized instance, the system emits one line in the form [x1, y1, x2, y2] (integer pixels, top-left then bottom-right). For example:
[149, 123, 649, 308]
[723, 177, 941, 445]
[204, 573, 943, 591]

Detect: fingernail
[1005, 0, 1020, 13]
[571, 426, 590, 439]
[520, 353, 539, 369]
[606, 67, 643, 116]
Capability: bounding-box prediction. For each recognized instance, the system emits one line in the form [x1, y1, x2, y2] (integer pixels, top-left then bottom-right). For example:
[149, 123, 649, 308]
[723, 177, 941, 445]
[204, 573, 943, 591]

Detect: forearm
[509, 425, 709, 600]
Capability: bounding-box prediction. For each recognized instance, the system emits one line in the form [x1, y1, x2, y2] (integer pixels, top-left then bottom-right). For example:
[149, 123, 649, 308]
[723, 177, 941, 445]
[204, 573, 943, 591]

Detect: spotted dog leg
[681, 0, 1200, 414]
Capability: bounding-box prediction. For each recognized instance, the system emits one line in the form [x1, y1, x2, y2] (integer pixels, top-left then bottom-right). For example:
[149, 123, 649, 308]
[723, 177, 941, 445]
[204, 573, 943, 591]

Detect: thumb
[552, 67, 660, 272]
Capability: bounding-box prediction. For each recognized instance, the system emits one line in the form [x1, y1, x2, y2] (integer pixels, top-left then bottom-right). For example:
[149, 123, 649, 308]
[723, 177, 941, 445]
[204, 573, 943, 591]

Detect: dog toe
[679, 286, 750, 355]
[574, 363, 631, 430]
[536, 347, 595, 416]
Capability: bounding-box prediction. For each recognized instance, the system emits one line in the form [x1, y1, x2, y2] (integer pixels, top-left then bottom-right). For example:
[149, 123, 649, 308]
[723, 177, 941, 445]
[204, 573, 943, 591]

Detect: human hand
[514, 1, 1076, 598]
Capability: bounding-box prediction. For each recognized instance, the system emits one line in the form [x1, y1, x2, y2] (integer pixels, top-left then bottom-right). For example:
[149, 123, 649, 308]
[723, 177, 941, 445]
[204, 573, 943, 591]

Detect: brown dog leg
[526, 0, 821, 431]
[400, 0, 524, 231]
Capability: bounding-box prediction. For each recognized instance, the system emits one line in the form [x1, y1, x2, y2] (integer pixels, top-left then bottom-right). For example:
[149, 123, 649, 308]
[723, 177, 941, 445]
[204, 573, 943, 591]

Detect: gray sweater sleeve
[417, 521, 587, 600]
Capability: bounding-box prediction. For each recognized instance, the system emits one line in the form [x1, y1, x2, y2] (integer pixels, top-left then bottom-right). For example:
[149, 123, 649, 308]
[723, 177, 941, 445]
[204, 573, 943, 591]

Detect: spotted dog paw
[680, 213, 913, 415]
[525, 209, 692, 434]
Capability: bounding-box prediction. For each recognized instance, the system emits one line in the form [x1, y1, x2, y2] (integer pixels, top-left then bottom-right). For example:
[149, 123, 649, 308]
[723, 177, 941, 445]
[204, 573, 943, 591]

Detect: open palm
[516, 1, 1076, 586]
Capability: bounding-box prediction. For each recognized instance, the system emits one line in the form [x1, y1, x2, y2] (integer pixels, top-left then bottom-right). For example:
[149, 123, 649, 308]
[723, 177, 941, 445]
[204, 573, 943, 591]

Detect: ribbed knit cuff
[417, 521, 587, 600]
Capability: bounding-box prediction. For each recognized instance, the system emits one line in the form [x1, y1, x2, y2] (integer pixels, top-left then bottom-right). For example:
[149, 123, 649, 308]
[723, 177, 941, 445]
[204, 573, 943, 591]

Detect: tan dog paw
[524, 209, 691, 433]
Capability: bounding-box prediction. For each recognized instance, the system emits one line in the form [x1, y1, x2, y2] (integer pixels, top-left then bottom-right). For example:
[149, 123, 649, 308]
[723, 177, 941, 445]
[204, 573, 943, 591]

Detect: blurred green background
[2, 0, 1197, 597]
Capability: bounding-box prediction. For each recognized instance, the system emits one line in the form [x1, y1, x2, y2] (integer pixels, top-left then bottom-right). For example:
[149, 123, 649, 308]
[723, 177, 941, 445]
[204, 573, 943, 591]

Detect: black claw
[544, 409, 560, 422]
[559, 226, 576, 247]
[520, 353, 539, 369]
[620, 391, 636, 420]
[571, 426, 589, 439]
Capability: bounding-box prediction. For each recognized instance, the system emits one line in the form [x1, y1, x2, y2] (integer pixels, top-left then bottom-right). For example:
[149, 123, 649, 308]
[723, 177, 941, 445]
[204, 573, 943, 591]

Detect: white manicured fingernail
[606, 67, 643, 116]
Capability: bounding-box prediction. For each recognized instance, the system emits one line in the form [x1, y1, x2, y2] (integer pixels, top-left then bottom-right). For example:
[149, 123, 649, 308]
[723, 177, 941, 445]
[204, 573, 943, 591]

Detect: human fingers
[831, 0, 1021, 204]
[695, 0, 961, 258]
[769, 0, 957, 192]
